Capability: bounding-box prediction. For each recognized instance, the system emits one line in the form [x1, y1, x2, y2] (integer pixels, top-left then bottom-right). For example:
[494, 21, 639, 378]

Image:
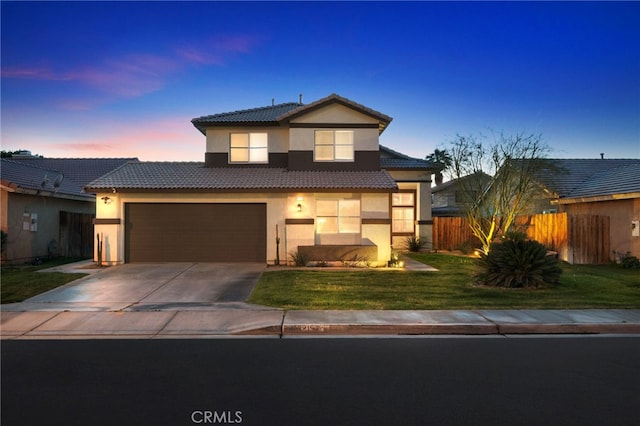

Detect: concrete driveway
[15, 263, 268, 312]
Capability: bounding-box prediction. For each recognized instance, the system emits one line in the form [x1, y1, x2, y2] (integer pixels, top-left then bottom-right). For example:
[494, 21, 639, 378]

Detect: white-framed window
[316, 199, 360, 234]
[314, 130, 354, 161]
[229, 132, 268, 163]
[392, 192, 415, 234]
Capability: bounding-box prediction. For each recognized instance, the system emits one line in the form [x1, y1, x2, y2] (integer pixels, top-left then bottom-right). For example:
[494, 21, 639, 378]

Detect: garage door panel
[125, 203, 266, 263]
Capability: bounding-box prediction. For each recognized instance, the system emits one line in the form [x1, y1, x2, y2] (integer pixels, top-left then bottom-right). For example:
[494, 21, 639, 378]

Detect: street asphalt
[2, 259, 639, 339]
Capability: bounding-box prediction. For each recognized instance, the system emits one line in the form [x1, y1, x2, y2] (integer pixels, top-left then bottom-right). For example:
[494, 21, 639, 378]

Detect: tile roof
[565, 163, 640, 199]
[8, 157, 138, 188]
[86, 162, 398, 192]
[529, 159, 640, 199]
[379, 145, 439, 170]
[431, 172, 492, 193]
[191, 94, 393, 134]
[1, 159, 92, 199]
[191, 102, 303, 133]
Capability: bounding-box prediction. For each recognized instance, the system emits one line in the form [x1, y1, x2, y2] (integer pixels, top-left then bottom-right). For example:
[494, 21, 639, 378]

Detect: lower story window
[316, 199, 360, 234]
[392, 192, 415, 234]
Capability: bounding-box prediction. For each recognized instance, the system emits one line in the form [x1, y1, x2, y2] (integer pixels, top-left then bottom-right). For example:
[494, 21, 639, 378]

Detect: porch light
[101, 196, 112, 204]
[297, 203, 302, 212]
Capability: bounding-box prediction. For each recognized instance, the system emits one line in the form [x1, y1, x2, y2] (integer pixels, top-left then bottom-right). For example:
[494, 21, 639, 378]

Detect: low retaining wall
[298, 244, 378, 263]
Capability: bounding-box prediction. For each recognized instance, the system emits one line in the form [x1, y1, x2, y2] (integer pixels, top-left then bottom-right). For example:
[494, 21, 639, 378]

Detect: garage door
[125, 203, 266, 262]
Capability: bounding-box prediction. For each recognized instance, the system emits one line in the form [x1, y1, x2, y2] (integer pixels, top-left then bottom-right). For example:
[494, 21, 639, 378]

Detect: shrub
[475, 235, 562, 288]
[615, 251, 640, 269]
[405, 236, 424, 252]
[0, 230, 7, 257]
[622, 255, 640, 269]
[289, 250, 310, 267]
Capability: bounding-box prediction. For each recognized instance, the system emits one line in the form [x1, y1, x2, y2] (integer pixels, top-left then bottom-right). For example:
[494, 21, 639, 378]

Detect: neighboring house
[1, 157, 136, 263]
[529, 158, 640, 259]
[431, 172, 493, 217]
[86, 94, 439, 265]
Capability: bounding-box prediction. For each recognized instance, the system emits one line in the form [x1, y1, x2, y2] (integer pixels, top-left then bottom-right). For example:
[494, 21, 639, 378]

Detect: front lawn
[248, 253, 640, 310]
[1, 258, 89, 304]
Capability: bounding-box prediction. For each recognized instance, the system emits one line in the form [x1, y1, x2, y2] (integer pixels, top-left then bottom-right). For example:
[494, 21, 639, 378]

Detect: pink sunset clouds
[2, 34, 263, 104]
[5, 116, 205, 162]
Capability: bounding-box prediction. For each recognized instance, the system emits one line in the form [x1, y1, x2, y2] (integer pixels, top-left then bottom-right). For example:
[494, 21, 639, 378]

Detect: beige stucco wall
[3, 192, 95, 263]
[560, 197, 640, 260]
[290, 103, 380, 125]
[289, 127, 379, 152]
[97, 191, 392, 266]
[95, 192, 288, 265]
[206, 127, 289, 154]
[390, 177, 435, 250]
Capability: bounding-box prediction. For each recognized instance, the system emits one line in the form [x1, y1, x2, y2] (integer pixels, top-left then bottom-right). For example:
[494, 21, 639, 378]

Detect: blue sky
[2, 1, 639, 161]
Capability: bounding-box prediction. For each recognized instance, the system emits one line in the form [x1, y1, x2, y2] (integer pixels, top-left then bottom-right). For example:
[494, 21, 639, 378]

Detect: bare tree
[447, 132, 553, 253]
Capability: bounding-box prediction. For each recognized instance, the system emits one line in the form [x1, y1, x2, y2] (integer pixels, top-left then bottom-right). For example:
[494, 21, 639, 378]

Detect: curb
[3, 309, 640, 339]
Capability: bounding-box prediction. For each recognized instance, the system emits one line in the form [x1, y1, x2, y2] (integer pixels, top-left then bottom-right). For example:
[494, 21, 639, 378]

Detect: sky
[1, 1, 639, 162]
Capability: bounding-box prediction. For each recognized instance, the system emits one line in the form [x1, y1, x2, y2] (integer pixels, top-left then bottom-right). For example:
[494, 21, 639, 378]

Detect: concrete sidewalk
[2, 308, 640, 339]
[3, 259, 639, 339]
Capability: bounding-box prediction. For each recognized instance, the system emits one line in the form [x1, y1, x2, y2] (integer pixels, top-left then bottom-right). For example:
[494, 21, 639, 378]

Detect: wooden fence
[59, 211, 94, 257]
[433, 212, 611, 264]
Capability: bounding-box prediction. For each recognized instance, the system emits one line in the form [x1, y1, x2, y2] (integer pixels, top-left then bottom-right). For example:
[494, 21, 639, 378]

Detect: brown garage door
[125, 203, 266, 262]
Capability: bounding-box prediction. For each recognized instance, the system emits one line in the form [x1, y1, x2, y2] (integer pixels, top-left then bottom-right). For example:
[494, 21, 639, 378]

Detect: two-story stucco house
[86, 94, 438, 265]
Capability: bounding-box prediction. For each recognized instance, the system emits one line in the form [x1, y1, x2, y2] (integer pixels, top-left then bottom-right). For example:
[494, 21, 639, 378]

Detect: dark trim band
[362, 218, 391, 225]
[290, 123, 379, 129]
[93, 218, 121, 225]
[285, 218, 315, 225]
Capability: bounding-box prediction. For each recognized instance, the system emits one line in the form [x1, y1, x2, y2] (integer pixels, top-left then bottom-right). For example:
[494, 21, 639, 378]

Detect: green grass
[248, 253, 640, 310]
[1, 258, 89, 304]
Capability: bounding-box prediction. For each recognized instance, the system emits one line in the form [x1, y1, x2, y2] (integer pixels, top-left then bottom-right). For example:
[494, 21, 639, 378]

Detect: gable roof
[277, 93, 393, 134]
[191, 93, 393, 135]
[85, 162, 398, 193]
[529, 159, 640, 201]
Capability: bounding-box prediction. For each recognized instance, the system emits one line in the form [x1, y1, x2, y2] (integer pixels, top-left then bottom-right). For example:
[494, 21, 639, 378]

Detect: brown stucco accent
[285, 218, 315, 225]
[362, 218, 391, 225]
[93, 218, 121, 225]
[288, 151, 380, 171]
[289, 123, 379, 129]
[204, 152, 289, 168]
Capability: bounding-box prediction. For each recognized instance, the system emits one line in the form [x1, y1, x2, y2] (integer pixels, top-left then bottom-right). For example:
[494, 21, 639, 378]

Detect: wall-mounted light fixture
[297, 203, 302, 212]
[101, 196, 112, 205]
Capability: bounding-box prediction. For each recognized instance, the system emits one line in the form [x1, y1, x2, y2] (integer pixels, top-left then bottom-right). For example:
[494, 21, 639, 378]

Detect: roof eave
[553, 192, 640, 205]
[191, 120, 283, 135]
[86, 186, 397, 194]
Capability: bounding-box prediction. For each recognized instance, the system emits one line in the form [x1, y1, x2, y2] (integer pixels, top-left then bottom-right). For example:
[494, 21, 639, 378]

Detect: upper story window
[229, 133, 268, 163]
[314, 130, 354, 162]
